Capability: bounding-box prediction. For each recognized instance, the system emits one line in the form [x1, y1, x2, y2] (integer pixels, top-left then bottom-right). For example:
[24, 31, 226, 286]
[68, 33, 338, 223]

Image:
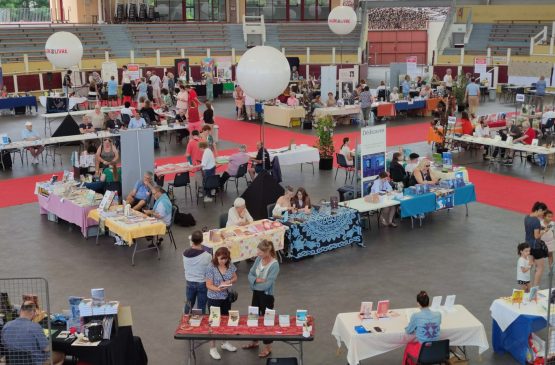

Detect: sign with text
[360, 125, 387, 195]
[126, 64, 141, 81]
[406, 56, 418, 78]
[516, 93, 525, 102]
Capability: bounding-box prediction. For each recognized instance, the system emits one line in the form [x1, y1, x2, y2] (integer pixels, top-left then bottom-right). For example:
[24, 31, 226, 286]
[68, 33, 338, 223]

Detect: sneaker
[204, 196, 213, 202]
[221, 342, 237, 352]
[209, 347, 221, 360]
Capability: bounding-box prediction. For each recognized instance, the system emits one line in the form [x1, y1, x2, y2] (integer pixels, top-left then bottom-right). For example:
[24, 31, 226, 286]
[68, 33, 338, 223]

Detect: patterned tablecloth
[285, 206, 362, 259]
[202, 220, 287, 262]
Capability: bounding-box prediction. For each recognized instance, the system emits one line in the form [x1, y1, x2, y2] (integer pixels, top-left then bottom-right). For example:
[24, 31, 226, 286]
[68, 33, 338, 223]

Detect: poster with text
[474, 57, 487, 80]
[174, 58, 190, 83]
[360, 125, 387, 195]
[101, 62, 118, 85]
[215, 57, 232, 81]
[406, 56, 418, 78]
[126, 63, 141, 81]
[320, 65, 337, 102]
[338, 68, 357, 100]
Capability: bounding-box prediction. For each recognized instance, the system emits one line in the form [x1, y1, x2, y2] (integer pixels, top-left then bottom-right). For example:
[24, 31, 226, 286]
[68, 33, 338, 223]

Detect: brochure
[209, 306, 221, 327]
[376, 300, 390, 318]
[444, 295, 456, 312]
[296, 309, 308, 326]
[528, 286, 539, 303]
[511, 289, 524, 305]
[227, 310, 239, 327]
[189, 309, 203, 327]
[279, 314, 290, 327]
[359, 302, 373, 320]
[247, 306, 259, 327]
[264, 309, 276, 326]
[430, 296, 442, 312]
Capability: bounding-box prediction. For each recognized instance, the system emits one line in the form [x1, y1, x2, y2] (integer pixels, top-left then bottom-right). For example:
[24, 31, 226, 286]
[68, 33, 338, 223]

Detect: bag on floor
[1, 150, 12, 170]
[174, 206, 196, 227]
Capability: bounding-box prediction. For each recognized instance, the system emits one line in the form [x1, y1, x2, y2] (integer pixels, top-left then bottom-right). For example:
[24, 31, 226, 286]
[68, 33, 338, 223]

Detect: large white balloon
[236, 46, 290, 101]
[328, 6, 357, 35]
[45, 32, 83, 69]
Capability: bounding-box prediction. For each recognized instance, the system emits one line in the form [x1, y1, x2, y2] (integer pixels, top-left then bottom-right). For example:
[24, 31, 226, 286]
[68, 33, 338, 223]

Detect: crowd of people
[368, 7, 447, 30]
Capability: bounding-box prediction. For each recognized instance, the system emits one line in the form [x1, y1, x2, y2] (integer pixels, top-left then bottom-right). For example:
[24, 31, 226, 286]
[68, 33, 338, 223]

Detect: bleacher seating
[276, 22, 360, 54]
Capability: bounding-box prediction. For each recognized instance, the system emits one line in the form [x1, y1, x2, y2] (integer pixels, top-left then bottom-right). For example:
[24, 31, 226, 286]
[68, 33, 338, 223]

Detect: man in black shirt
[105, 112, 124, 130]
[248, 141, 271, 180]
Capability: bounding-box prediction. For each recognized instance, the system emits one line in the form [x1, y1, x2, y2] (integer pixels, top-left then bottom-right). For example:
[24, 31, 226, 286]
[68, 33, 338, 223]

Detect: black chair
[541, 118, 554, 136]
[168, 172, 193, 204]
[121, 113, 131, 127]
[335, 153, 354, 184]
[225, 163, 250, 195]
[196, 174, 223, 207]
[219, 212, 228, 228]
[406, 339, 450, 365]
[164, 205, 178, 250]
[267, 203, 276, 218]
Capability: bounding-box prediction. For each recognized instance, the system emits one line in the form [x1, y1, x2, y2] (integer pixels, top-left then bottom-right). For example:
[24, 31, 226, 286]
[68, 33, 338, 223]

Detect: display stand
[120, 129, 155, 198]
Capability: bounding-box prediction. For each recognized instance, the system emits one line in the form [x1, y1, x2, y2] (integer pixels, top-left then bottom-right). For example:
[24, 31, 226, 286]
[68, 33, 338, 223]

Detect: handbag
[534, 239, 549, 257]
[217, 269, 238, 304]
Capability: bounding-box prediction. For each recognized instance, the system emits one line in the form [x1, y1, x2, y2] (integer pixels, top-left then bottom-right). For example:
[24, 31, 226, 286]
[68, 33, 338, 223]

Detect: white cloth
[272, 202, 289, 217]
[87, 111, 105, 129]
[340, 145, 353, 166]
[490, 290, 548, 332]
[332, 305, 489, 365]
[226, 206, 253, 227]
[541, 111, 555, 125]
[517, 257, 531, 282]
[120, 107, 133, 116]
[266, 146, 320, 166]
[405, 162, 418, 174]
[474, 125, 490, 138]
[201, 148, 216, 170]
[154, 200, 172, 226]
[244, 95, 256, 106]
[541, 221, 555, 252]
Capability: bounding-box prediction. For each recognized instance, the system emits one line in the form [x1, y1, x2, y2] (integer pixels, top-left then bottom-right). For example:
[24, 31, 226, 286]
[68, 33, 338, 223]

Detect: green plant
[452, 74, 468, 106]
[314, 115, 335, 159]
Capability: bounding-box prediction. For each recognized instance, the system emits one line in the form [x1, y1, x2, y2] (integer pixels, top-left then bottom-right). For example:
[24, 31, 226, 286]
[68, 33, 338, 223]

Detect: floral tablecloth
[202, 220, 287, 262]
[285, 206, 362, 259]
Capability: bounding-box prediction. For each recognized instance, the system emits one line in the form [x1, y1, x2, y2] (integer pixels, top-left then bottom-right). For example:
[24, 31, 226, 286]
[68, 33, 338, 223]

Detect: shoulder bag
[217, 268, 238, 304]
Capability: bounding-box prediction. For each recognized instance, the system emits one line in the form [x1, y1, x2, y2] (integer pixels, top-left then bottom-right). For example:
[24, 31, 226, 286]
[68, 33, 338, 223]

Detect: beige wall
[457, 5, 555, 24]
[58, 0, 99, 23]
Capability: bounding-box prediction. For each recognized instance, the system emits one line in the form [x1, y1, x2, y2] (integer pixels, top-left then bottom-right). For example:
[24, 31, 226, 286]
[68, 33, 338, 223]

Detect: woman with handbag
[242, 240, 280, 358]
[524, 201, 549, 287]
[205, 247, 238, 360]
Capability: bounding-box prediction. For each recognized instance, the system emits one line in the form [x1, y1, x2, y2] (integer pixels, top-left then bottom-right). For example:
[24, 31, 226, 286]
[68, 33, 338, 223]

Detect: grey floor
[0, 97, 553, 365]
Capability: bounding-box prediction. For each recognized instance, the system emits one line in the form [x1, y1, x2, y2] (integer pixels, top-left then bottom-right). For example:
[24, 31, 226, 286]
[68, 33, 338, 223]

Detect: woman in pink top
[287, 94, 299, 107]
[176, 84, 189, 113]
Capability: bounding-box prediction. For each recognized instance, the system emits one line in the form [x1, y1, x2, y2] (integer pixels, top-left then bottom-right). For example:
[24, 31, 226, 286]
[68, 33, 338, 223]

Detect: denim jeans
[203, 167, 216, 195]
[184, 281, 208, 314]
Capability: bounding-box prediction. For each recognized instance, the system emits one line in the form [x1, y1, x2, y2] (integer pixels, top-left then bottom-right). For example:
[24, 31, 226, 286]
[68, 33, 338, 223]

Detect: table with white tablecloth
[264, 105, 306, 127]
[332, 305, 489, 365]
[313, 105, 361, 118]
[247, 145, 320, 166]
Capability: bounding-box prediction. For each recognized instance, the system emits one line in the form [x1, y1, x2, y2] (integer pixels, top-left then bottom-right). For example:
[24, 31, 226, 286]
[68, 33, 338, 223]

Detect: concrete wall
[427, 20, 444, 65]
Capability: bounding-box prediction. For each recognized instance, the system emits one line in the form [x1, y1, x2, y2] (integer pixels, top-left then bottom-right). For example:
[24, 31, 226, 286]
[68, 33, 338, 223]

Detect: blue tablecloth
[0, 96, 38, 112]
[395, 100, 426, 112]
[285, 206, 362, 259]
[398, 184, 477, 218]
[492, 316, 547, 364]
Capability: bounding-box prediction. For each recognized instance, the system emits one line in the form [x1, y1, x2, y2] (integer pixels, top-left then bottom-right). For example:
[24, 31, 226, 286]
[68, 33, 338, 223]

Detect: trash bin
[489, 88, 496, 102]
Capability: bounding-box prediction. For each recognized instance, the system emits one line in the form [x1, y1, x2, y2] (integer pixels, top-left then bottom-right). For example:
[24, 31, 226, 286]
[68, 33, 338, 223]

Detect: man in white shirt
[443, 69, 453, 91]
[87, 104, 105, 129]
[195, 141, 216, 202]
[150, 71, 162, 104]
[226, 197, 254, 227]
[405, 153, 420, 174]
[120, 102, 133, 117]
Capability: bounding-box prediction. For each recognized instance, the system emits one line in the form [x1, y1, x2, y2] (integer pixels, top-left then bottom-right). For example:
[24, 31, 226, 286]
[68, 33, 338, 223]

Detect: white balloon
[236, 46, 291, 101]
[328, 6, 357, 35]
[45, 32, 83, 69]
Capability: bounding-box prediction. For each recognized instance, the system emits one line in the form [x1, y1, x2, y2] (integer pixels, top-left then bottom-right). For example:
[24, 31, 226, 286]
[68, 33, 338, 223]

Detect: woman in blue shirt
[401, 75, 411, 99]
[205, 247, 238, 360]
[370, 171, 397, 227]
[243, 240, 280, 358]
[404, 291, 442, 364]
[525, 201, 549, 287]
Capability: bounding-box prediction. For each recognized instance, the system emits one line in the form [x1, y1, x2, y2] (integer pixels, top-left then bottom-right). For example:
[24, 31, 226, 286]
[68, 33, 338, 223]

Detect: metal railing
[463, 8, 473, 43]
[435, 1, 456, 55]
[0, 8, 51, 23]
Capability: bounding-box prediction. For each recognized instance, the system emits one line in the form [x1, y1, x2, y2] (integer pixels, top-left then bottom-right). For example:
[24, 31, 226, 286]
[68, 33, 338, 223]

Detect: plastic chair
[196, 174, 223, 207]
[405, 339, 450, 365]
[168, 172, 193, 204]
[219, 212, 228, 228]
[225, 163, 250, 195]
[335, 153, 354, 184]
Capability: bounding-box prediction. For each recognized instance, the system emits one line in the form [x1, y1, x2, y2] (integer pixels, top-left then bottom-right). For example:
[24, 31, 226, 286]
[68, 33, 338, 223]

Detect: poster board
[174, 58, 190, 83]
[101, 62, 119, 85]
[474, 57, 487, 80]
[406, 56, 418, 78]
[126, 64, 141, 82]
[320, 65, 337, 101]
[508, 61, 553, 86]
[215, 57, 232, 81]
[200, 57, 215, 78]
[360, 125, 387, 195]
[338, 68, 357, 100]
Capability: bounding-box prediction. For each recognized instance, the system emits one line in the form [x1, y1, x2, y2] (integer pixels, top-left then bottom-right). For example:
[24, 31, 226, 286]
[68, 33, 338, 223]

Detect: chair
[267, 203, 276, 218]
[405, 339, 450, 365]
[164, 205, 178, 250]
[225, 163, 250, 195]
[219, 212, 228, 228]
[196, 174, 224, 207]
[541, 118, 554, 136]
[168, 172, 193, 204]
[335, 153, 354, 184]
[44, 145, 62, 165]
[300, 161, 315, 175]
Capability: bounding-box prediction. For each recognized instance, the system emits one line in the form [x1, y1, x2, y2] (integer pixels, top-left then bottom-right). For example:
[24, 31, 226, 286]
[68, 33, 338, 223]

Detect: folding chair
[225, 163, 250, 195]
[405, 339, 450, 365]
[168, 172, 193, 204]
[335, 153, 354, 184]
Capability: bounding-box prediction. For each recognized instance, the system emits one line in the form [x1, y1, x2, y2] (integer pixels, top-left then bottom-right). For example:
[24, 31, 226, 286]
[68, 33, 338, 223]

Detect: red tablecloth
[488, 120, 507, 128]
[377, 103, 396, 117]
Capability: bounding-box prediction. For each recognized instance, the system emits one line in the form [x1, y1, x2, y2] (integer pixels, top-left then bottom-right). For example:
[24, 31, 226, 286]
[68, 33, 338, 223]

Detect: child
[517, 243, 532, 292]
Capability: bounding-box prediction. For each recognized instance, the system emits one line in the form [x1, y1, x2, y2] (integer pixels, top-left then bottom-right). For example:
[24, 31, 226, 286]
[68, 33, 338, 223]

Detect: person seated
[125, 171, 155, 210]
[474, 117, 491, 160]
[87, 104, 106, 130]
[272, 185, 295, 217]
[277, 87, 289, 104]
[340, 137, 354, 166]
[287, 93, 299, 107]
[541, 109, 555, 135]
[409, 159, 439, 186]
[104, 111, 124, 130]
[419, 85, 431, 99]
[21, 121, 44, 165]
[128, 110, 147, 129]
[144, 186, 173, 247]
[389, 87, 400, 102]
[95, 138, 119, 174]
[248, 141, 271, 180]
[1, 300, 65, 365]
[405, 153, 420, 174]
[459, 111, 474, 135]
[325, 92, 336, 107]
[0, 85, 8, 98]
[141, 100, 160, 126]
[79, 115, 95, 134]
[436, 82, 446, 97]
[291, 187, 311, 213]
[416, 76, 423, 88]
[403, 291, 442, 365]
[85, 162, 121, 194]
[504, 121, 536, 166]
[389, 152, 407, 185]
[226, 197, 254, 227]
[187, 100, 203, 133]
[312, 94, 325, 109]
[121, 101, 133, 117]
[220, 144, 250, 187]
[370, 171, 397, 227]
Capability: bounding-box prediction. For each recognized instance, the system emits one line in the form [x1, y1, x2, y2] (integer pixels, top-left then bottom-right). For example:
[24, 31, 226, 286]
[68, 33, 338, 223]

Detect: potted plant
[314, 115, 335, 170]
[452, 74, 468, 113]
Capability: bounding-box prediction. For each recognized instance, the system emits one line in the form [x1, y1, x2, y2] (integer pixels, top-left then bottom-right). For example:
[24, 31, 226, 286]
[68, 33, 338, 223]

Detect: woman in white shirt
[340, 137, 354, 166]
[194, 141, 216, 202]
[272, 186, 295, 217]
[226, 197, 254, 227]
[474, 117, 491, 160]
[389, 87, 400, 102]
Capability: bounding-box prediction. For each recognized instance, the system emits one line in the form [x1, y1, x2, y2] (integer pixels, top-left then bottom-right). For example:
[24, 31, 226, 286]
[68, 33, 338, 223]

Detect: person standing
[194, 141, 216, 202]
[243, 240, 280, 358]
[534, 75, 547, 112]
[205, 247, 238, 360]
[401, 75, 411, 99]
[150, 71, 162, 105]
[234, 85, 245, 120]
[63, 70, 72, 96]
[205, 72, 214, 102]
[525, 202, 549, 287]
[465, 78, 480, 115]
[107, 76, 118, 106]
[359, 86, 372, 126]
[244, 94, 256, 121]
[443, 68, 453, 92]
[541, 209, 555, 267]
[183, 230, 212, 314]
[137, 78, 148, 101]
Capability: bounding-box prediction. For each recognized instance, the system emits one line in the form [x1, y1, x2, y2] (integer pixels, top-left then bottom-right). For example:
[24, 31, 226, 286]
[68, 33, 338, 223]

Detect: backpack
[173, 205, 196, 227]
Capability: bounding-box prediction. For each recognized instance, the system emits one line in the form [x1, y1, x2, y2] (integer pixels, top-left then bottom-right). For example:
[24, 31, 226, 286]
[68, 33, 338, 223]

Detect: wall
[457, 5, 555, 23]
[427, 20, 444, 65]
[367, 30, 427, 66]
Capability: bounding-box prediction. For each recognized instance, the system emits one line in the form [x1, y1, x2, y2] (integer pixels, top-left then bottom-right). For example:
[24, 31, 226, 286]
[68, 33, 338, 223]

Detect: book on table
[376, 300, 389, 318]
[296, 309, 308, 326]
[247, 306, 259, 327]
[359, 302, 373, 320]
[264, 309, 276, 326]
[209, 306, 221, 327]
[189, 309, 203, 327]
[430, 296, 442, 312]
[228, 310, 239, 326]
[279, 314, 290, 327]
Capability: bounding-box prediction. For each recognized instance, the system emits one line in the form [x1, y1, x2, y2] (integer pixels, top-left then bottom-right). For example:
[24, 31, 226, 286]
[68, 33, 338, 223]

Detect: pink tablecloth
[38, 194, 98, 237]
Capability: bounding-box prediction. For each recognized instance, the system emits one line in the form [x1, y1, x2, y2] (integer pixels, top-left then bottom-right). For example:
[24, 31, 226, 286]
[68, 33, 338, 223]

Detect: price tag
[448, 116, 457, 125]
[516, 93, 525, 102]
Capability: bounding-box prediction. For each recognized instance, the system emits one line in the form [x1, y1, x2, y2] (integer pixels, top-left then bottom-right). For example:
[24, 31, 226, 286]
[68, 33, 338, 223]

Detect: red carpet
[467, 167, 555, 214]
